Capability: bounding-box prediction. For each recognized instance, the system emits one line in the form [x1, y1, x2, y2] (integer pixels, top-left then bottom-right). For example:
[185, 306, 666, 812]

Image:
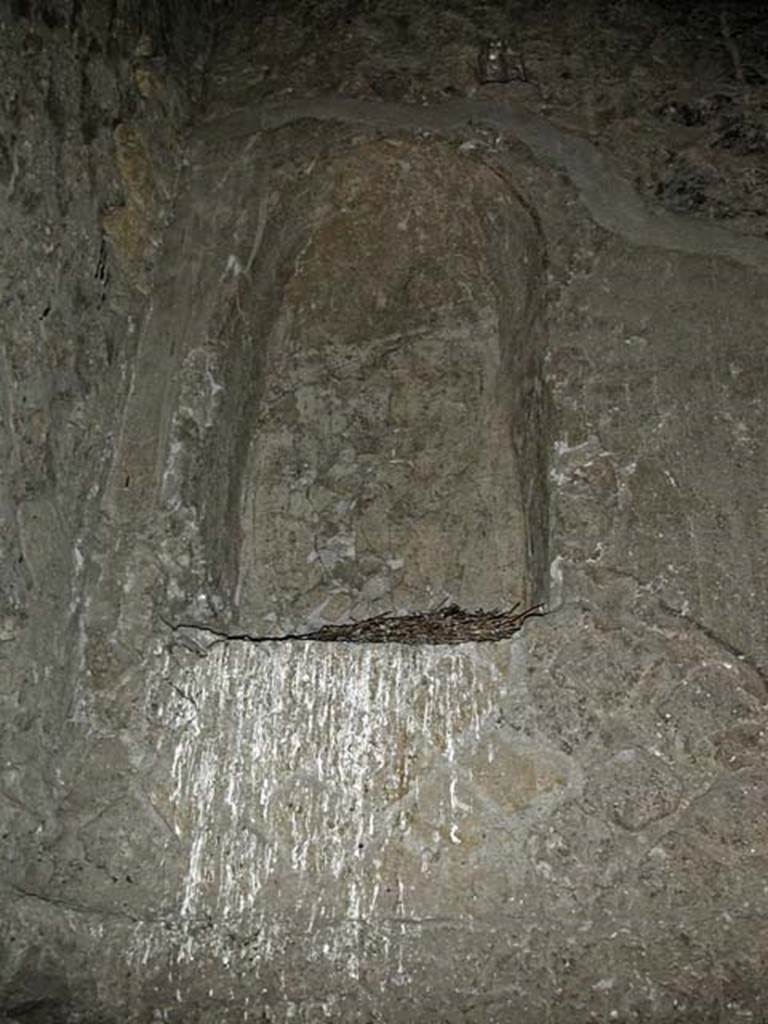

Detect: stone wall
[1, 2, 767, 1022]
[0, 0, 224, 1014]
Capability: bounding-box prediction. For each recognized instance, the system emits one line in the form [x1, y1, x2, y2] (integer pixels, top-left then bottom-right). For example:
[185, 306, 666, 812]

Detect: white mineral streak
[154, 640, 506, 973]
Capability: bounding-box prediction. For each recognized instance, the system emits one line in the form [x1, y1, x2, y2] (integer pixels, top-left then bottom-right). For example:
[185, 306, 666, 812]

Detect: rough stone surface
[235, 138, 543, 630]
[1, 1, 767, 1022]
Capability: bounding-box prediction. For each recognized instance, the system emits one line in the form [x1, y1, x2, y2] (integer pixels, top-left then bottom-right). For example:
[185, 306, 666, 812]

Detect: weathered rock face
[1, 2, 768, 1022]
[100, 130, 546, 644]
[236, 139, 543, 630]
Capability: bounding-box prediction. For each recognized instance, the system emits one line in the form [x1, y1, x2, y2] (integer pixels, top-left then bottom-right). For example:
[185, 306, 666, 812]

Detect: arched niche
[201, 136, 548, 635]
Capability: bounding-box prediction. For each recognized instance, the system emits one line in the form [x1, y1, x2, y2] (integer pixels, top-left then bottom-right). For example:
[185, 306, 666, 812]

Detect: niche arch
[199, 134, 549, 635]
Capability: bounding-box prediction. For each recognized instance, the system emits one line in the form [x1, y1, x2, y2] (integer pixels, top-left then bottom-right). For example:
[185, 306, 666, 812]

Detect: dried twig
[302, 602, 544, 645]
[162, 602, 544, 652]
